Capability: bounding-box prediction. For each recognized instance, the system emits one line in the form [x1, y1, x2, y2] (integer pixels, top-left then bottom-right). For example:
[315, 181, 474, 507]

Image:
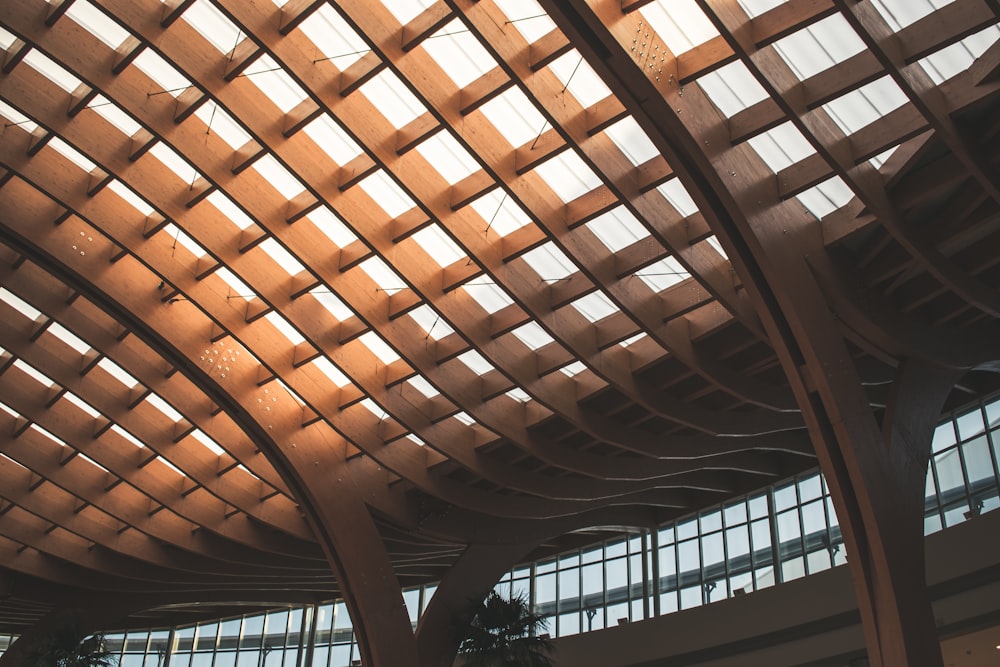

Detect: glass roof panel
[706, 235, 729, 260]
[461, 280, 515, 314]
[206, 191, 256, 230]
[251, 154, 305, 199]
[191, 429, 225, 455]
[407, 374, 440, 398]
[302, 113, 362, 165]
[919, 26, 1000, 84]
[162, 223, 207, 258]
[570, 290, 619, 322]
[657, 178, 699, 217]
[868, 0, 956, 31]
[0, 100, 37, 132]
[412, 224, 466, 267]
[0, 288, 41, 319]
[132, 48, 192, 97]
[823, 76, 908, 135]
[697, 61, 769, 117]
[265, 311, 305, 345]
[259, 238, 305, 275]
[97, 357, 139, 388]
[772, 14, 867, 81]
[181, 0, 243, 55]
[0, 27, 16, 51]
[478, 87, 547, 148]
[457, 349, 496, 375]
[308, 206, 358, 247]
[107, 180, 155, 216]
[506, 387, 531, 403]
[13, 359, 54, 387]
[548, 51, 611, 108]
[422, 20, 496, 89]
[532, 151, 602, 203]
[636, 255, 690, 292]
[299, 4, 371, 70]
[65, 1, 133, 48]
[49, 137, 97, 173]
[312, 356, 352, 387]
[64, 391, 101, 418]
[381, 0, 436, 26]
[215, 267, 255, 301]
[311, 288, 354, 322]
[511, 321, 555, 350]
[737, 0, 787, 18]
[796, 176, 854, 219]
[408, 304, 455, 340]
[493, 0, 557, 42]
[469, 190, 533, 237]
[359, 70, 426, 129]
[23, 49, 81, 93]
[559, 360, 587, 377]
[88, 95, 142, 136]
[359, 256, 407, 294]
[149, 142, 199, 184]
[146, 393, 183, 422]
[357, 170, 415, 218]
[640, 0, 721, 55]
[746, 121, 816, 172]
[359, 331, 400, 364]
[48, 323, 91, 355]
[604, 116, 660, 165]
[414, 131, 481, 185]
[521, 243, 577, 282]
[242, 54, 308, 114]
[195, 102, 251, 149]
[586, 207, 650, 253]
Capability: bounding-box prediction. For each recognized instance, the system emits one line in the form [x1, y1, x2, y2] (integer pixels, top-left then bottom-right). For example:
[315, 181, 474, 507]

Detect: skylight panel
[408, 305, 455, 340]
[29, 423, 70, 449]
[772, 15, 867, 81]
[462, 280, 515, 314]
[697, 61, 769, 118]
[23, 49, 82, 93]
[559, 360, 587, 377]
[0, 401, 19, 419]
[259, 238, 305, 275]
[149, 142, 199, 184]
[0, 27, 17, 51]
[746, 122, 815, 172]
[0, 288, 42, 319]
[13, 359, 54, 387]
[736, 0, 787, 17]
[309, 206, 357, 247]
[506, 387, 531, 403]
[359, 331, 400, 364]
[640, 0, 721, 55]
[511, 321, 555, 350]
[869, 145, 898, 170]
[919, 26, 999, 84]
[299, 5, 371, 70]
[457, 349, 495, 375]
[88, 95, 142, 136]
[252, 154, 305, 199]
[414, 132, 480, 185]
[381, 0, 436, 25]
[405, 433, 426, 446]
[145, 393, 183, 422]
[195, 102, 251, 149]
[586, 207, 650, 252]
[823, 77, 908, 135]
[706, 235, 729, 259]
[242, 54, 308, 114]
[49, 323, 91, 355]
[422, 20, 496, 89]
[521, 243, 576, 282]
[604, 116, 659, 166]
[48, 137, 96, 173]
[190, 429, 225, 455]
[357, 170, 414, 218]
[533, 151, 602, 203]
[206, 191, 255, 229]
[570, 291, 619, 322]
[657, 178, 698, 217]
[216, 267, 255, 301]
[406, 374, 440, 399]
[311, 288, 354, 321]
[548, 51, 611, 108]
[478, 88, 547, 148]
[265, 311, 305, 345]
[97, 357, 139, 388]
[303, 113, 362, 165]
[493, 0, 557, 43]
[412, 224, 466, 267]
[110, 423, 145, 448]
[66, 0, 132, 48]
[63, 392, 101, 418]
[619, 331, 647, 347]
[796, 176, 854, 219]
[469, 190, 532, 236]
[454, 410, 475, 425]
[181, 0, 243, 54]
[868, 0, 955, 31]
[133, 49, 193, 96]
[359, 70, 426, 129]
[359, 397, 387, 419]
[636, 255, 690, 292]
[312, 356, 352, 387]
[0, 100, 38, 132]
[359, 256, 407, 294]
[162, 223, 206, 258]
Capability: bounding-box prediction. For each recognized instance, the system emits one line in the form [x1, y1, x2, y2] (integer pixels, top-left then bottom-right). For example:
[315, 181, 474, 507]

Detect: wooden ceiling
[0, 0, 997, 634]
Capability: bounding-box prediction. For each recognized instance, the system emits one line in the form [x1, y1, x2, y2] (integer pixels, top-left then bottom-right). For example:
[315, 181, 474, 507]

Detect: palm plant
[31, 627, 119, 667]
[457, 590, 555, 667]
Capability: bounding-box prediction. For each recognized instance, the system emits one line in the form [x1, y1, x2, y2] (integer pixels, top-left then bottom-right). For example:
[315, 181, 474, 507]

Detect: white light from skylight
[462, 280, 514, 314]
[641, 0, 720, 55]
[303, 113, 362, 165]
[242, 54, 308, 114]
[300, 5, 371, 69]
[823, 76, 908, 135]
[162, 223, 206, 258]
[919, 25, 998, 84]
[511, 321, 555, 350]
[191, 428, 225, 455]
[469, 190, 532, 236]
[97, 357, 139, 388]
[311, 288, 354, 321]
[49, 323, 90, 355]
[13, 359, 53, 388]
[746, 121, 815, 172]
[493, 0, 557, 43]
[0, 100, 37, 132]
[215, 267, 255, 301]
[149, 142, 199, 184]
[559, 360, 587, 377]
[0, 288, 42, 319]
[252, 154, 305, 199]
[0, 27, 16, 51]
[604, 116, 660, 165]
[478, 87, 547, 148]
[88, 95, 142, 136]
[29, 423, 70, 449]
[586, 207, 650, 252]
[359, 331, 400, 364]
[359, 256, 407, 294]
[381, 0, 436, 25]
[548, 51, 611, 108]
[48, 137, 97, 173]
[412, 224, 466, 267]
[182, 0, 242, 54]
[145, 393, 183, 422]
[66, 0, 132, 49]
[705, 235, 729, 260]
[110, 423, 145, 448]
[772, 14, 867, 81]
[457, 349, 495, 375]
[265, 311, 306, 345]
[657, 178, 699, 217]
[207, 191, 256, 230]
[636, 255, 690, 292]
[505, 387, 531, 403]
[259, 238, 305, 275]
[869, 145, 898, 170]
[422, 19, 496, 89]
[619, 331, 647, 347]
[132, 48, 193, 96]
[359, 70, 426, 129]
[357, 170, 414, 218]
[195, 101, 251, 149]
[521, 243, 576, 282]
[571, 290, 618, 322]
[408, 305, 455, 340]
[312, 356, 352, 387]
[415, 131, 480, 185]
[309, 206, 357, 247]
[453, 410, 475, 425]
[23, 49, 82, 93]
[359, 397, 387, 419]
[533, 150, 602, 203]
[736, 0, 786, 18]
[407, 374, 440, 398]
[405, 433, 426, 446]
[63, 391, 101, 418]
[697, 60, 770, 118]
[796, 176, 854, 219]
[868, 0, 956, 31]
